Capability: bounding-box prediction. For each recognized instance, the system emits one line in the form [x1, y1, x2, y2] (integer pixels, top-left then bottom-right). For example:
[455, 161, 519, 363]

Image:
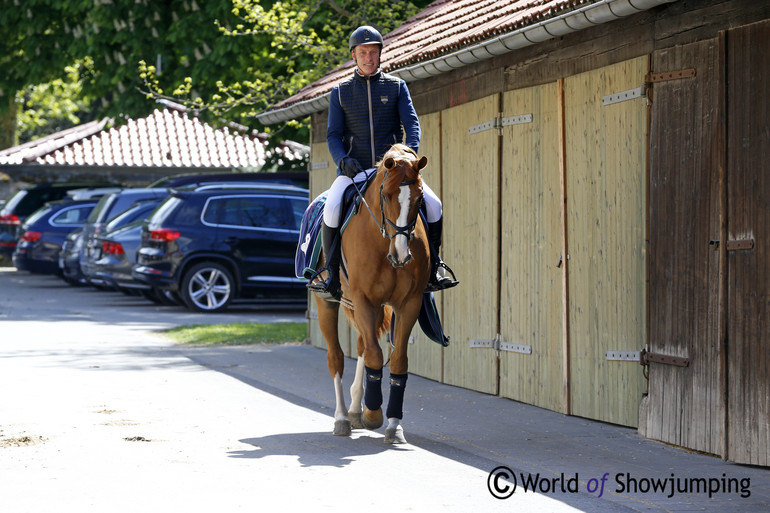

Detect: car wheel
[180, 262, 234, 313]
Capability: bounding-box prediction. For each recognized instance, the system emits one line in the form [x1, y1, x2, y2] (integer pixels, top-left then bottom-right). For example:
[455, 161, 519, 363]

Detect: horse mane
[380, 144, 423, 195]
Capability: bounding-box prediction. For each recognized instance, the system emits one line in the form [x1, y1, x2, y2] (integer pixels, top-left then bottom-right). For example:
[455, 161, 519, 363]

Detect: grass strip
[161, 322, 307, 346]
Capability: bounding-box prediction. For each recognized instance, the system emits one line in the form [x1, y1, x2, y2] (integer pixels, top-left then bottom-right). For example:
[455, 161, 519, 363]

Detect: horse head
[378, 144, 428, 268]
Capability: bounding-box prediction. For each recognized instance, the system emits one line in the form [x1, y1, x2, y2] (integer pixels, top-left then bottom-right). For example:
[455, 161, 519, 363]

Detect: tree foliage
[1, 0, 431, 148]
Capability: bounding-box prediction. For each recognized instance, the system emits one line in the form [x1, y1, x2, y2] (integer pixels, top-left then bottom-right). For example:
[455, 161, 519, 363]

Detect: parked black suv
[132, 184, 309, 312]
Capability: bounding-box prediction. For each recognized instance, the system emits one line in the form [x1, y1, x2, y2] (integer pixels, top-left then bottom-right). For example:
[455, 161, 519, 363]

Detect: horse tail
[379, 305, 393, 341]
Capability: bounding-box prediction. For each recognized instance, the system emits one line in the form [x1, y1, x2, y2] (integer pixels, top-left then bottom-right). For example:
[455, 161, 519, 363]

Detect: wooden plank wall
[564, 57, 649, 427]
[498, 82, 566, 412]
[406, 111, 445, 383]
[441, 95, 500, 395]
[726, 19, 770, 466]
[642, 38, 725, 456]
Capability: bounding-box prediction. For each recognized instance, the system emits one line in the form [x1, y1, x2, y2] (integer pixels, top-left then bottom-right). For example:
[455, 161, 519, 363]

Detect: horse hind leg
[348, 347, 366, 430]
[316, 295, 351, 436]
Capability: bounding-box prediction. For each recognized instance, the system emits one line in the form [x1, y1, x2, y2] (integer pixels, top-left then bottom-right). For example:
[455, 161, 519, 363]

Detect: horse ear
[417, 156, 428, 170]
[384, 157, 396, 169]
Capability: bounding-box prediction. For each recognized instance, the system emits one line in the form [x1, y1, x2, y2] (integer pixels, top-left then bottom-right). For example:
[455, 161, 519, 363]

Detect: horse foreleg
[383, 299, 422, 444]
[353, 302, 385, 431]
[348, 340, 366, 429]
[316, 296, 350, 436]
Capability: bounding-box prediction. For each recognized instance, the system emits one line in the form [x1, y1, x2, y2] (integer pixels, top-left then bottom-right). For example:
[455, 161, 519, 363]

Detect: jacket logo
[380, 96, 389, 105]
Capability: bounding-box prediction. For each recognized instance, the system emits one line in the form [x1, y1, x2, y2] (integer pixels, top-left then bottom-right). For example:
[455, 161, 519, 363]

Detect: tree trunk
[0, 93, 17, 150]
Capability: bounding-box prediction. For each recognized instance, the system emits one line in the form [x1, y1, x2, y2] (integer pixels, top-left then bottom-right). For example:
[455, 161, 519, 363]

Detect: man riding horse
[308, 25, 458, 300]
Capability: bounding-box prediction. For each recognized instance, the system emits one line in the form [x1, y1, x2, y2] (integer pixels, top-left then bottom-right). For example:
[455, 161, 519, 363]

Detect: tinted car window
[51, 205, 93, 225]
[289, 198, 306, 230]
[23, 205, 53, 226]
[150, 197, 181, 225]
[203, 196, 289, 229]
[2, 189, 57, 217]
[104, 201, 160, 231]
[86, 194, 115, 223]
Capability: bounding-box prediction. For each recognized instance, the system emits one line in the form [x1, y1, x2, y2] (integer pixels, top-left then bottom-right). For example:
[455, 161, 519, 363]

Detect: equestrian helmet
[349, 26, 383, 51]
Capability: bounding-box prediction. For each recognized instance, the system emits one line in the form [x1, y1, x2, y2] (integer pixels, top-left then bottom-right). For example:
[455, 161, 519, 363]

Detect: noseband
[379, 173, 421, 241]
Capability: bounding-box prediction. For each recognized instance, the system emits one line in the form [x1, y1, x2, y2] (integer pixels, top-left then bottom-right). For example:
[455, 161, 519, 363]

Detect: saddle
[295, 175, 449, 347]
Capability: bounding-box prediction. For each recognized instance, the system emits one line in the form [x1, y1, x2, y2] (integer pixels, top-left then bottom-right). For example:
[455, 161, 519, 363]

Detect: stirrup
[426, 262, 459, 292]
[307, 266, 342, 300]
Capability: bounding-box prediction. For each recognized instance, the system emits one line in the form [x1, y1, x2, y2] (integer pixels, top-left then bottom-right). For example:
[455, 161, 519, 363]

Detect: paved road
[1, 268, 768, 512]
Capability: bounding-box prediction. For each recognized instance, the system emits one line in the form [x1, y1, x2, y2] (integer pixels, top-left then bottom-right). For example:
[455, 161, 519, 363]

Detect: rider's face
[352, 44, 381, 76]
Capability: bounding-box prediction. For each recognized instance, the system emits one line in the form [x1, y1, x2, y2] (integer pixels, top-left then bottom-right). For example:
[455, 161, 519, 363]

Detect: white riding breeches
[323, 169, 443, 228]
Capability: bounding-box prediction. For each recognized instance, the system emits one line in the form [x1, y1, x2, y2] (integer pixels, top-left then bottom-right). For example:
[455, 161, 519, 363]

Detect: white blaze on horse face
[393, 185, 411, 263]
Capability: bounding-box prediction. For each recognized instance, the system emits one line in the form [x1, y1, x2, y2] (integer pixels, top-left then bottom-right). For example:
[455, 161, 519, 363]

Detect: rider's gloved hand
[340, 157, 363, 178]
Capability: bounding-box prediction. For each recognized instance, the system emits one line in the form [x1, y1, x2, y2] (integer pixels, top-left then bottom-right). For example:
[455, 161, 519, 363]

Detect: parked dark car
[0, 182, 120, 258]
[59, 227, 88, 285]
[132, 184, 309, 312]
[12, 199, 99, 274]
[89, 199, 163, 292]
[79, 188, 169, 284]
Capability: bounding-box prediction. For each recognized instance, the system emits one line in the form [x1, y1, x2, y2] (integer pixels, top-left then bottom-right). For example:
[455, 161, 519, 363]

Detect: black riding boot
[307, 222, 342, 300]
[426, 219, 459, 292]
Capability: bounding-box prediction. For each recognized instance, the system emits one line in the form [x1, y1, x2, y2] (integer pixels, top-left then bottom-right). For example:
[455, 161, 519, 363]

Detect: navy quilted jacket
[327, 69, 421, 173]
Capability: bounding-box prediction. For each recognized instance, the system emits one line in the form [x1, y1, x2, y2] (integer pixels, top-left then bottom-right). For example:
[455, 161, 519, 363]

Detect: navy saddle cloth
[295, 180, 449, 347]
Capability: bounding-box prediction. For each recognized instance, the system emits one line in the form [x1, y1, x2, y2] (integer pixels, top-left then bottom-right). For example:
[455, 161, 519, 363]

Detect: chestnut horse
[313, 144, 430, 444]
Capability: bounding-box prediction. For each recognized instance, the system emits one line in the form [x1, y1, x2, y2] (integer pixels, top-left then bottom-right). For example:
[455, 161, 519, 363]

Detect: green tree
[141, 0, 430, 138]
[16, 62, 96, 142]
[2, 0, 431, 149]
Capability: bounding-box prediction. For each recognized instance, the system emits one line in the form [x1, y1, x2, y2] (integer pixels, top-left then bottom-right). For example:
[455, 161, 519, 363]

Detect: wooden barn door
[498, 82, 567, 412]
[643, 37, 725, 456]
[563, 57, 649, 427]
[441, 95, 500, 395]
[726, 20, 770, 466]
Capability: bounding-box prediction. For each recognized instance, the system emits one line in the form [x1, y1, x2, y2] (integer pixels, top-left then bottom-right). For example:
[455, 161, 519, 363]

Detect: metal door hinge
[470, 334, 532, 355]
[640, 349, 689, 367]
[647, 68, 697, 83]
[469, 113, 533, 135]
[726, 238, 754, 251]
[606, 350, 641, 361]
[602, 86, 646, 106]
[311, 161, 329, 170]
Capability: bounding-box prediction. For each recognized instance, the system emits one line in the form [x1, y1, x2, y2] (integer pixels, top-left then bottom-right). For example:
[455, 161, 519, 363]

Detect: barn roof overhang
[256, 0, 676, 126]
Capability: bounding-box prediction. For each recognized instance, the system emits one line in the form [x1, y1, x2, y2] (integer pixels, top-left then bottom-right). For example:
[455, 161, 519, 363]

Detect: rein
[380, 176, 419, 241]
[352, 167, 421, 241]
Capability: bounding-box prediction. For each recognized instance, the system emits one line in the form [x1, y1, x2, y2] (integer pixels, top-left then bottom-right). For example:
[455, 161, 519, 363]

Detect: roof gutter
[257, 0, 676, 125]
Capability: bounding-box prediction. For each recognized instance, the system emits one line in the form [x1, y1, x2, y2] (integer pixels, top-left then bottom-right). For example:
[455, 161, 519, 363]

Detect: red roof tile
[0, 107, 307, 168]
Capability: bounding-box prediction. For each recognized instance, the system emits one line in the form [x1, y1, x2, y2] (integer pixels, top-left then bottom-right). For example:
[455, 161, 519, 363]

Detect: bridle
[379, 173, 421, 241]
[352, 163, 422, 242]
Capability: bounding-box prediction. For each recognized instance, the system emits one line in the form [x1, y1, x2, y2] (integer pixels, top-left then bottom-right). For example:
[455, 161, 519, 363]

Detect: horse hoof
[363, 407, 383, 430]
[333, 420, 352, 436]
[384, 425, 407, 444]
[348, 411, 364, 430]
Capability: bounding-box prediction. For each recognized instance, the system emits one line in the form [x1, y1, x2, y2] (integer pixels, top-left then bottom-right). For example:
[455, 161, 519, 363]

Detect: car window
[203, 195, 291, 229]
[243, 196, 289, 229]
[289, 198, 306, 230]
[24, 205, 53, 226]
[86, 194, 114, 223]
[105, 201, 159, 231]
[51, 205, 94, 226]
